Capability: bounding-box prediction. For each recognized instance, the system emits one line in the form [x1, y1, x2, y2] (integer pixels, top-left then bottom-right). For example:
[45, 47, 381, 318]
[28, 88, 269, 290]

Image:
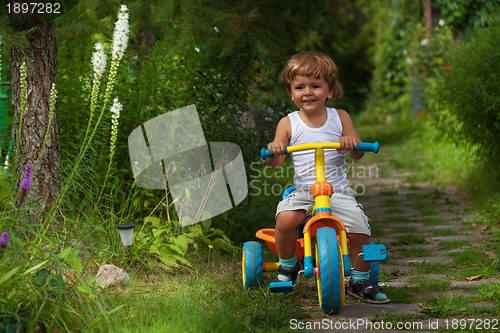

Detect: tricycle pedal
[362, 243, 387, 262]
[269, 280, 294, 293]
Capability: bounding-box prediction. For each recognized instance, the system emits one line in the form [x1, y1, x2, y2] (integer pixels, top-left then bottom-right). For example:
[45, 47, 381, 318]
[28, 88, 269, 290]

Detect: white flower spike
[109, 97, 122, 159]
[112, 5, 130, 61]
[91, 43, 107, 77]
[110, 97, 122, 122]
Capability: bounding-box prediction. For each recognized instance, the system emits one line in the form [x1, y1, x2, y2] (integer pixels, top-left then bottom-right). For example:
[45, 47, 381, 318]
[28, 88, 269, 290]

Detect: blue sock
[351, 269, 370, 282]
[279, 255, 298, 268]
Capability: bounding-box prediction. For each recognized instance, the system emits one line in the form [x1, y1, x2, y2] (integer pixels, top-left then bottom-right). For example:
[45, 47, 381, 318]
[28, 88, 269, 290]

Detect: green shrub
[433, 16, 500, 163]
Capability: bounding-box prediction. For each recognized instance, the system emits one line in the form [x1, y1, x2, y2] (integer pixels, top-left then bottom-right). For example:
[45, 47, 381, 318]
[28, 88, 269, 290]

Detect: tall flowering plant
[98, 97, 122, 203]
[109, 97, 122, 162]
[0, 232, 9, 248]
[48, 5, 130, 218]
[89, 43, 107, 123]
[15, 62, 27, 156]
[17, 163, 33, 212]
[95, 5, 128, 206]
[0, 231, 9, 262]
[104, 4, 129, 105]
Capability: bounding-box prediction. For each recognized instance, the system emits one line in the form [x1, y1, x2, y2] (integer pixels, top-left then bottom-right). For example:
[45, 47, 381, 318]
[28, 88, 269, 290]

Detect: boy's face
[289, 75, 333, 113]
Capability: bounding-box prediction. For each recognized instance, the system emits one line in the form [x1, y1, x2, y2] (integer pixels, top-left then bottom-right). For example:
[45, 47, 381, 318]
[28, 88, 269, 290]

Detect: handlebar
[260, 141, 379, 160]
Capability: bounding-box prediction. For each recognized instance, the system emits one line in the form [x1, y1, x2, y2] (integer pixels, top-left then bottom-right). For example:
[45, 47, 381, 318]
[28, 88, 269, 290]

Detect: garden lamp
[116, 223, 136, 246]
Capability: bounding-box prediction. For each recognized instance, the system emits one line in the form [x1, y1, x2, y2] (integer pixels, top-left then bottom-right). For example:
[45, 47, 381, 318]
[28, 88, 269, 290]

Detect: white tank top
[288, 107, 347, 189]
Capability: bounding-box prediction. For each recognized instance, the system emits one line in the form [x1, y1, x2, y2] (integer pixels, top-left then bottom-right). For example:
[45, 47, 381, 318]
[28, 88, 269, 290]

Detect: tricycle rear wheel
[242, 241, 263, 288]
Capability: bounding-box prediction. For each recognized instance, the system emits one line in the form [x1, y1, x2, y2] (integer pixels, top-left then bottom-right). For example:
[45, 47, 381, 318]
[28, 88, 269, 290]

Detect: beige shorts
[276, 187, 371, 236]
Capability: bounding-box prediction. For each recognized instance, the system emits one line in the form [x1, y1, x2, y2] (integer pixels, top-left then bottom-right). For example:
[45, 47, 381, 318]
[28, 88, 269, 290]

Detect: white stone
[96, 264, 130, 288]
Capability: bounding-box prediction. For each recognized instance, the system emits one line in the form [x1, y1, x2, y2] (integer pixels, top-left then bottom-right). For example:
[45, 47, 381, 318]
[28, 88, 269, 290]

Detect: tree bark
[11, 22, 61, 218]
[423, 0, 432, 39]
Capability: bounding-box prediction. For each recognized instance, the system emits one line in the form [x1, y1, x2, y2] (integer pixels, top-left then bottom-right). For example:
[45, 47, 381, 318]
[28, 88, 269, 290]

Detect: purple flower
[0, 232, 9, 247]
[24, 164, 33, 179]
[20, 178, 31, 190]
[19, 164, 33, 190]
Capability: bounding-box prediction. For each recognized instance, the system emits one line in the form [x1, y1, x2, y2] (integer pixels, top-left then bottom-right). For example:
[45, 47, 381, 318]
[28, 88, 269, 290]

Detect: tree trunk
[11, 22, 61, 219]
[423, 0, 432, 39]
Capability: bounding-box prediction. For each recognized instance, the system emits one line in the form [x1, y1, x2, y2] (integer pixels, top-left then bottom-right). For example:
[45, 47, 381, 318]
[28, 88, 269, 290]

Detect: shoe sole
[347, 289, 391, 304]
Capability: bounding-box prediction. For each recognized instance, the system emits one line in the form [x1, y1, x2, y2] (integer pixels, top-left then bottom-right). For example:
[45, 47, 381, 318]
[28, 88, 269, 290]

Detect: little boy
[266, 52, 389, 304]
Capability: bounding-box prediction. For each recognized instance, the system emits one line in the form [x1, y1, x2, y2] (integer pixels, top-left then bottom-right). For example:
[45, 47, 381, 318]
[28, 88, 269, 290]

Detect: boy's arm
[337, 109, 364, 160]
[266, 116, 291, 167]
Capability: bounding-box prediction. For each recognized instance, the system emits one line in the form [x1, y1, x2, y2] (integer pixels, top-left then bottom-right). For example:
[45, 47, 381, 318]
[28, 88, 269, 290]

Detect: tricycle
[242, 141, 387, 314]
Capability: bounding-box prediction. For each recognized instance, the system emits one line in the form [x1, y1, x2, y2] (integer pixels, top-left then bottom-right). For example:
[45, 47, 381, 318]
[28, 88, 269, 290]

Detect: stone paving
[302, 159, 499, 332]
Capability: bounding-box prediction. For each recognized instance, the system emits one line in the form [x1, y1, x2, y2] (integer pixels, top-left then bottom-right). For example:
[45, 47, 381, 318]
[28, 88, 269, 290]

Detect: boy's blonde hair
[282, 52, 343, 99]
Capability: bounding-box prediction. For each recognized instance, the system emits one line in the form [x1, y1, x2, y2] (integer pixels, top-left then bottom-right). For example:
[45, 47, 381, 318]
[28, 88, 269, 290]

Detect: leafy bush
[0, 231, 119, 332]
[134, 216, 234, 271]
[364, 0, 422, 119]
[433, 17, 500, 163]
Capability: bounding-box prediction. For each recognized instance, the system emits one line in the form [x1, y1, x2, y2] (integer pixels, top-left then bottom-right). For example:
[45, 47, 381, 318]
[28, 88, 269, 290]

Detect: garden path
[301, 156, 499, 333]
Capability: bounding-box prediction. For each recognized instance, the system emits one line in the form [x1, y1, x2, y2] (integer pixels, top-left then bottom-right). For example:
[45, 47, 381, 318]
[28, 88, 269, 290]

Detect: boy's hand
[338, 136, 358, 152]
[267, 141, 287, 156]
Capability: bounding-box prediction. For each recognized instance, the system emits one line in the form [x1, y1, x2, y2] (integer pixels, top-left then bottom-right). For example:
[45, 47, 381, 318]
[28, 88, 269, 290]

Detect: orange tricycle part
[255, 228, 305, 261]
[303, 215, 346, 239]
[311, 181, 333, 197]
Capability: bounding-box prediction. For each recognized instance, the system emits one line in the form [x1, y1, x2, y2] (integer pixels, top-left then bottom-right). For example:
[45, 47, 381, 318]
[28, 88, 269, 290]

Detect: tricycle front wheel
[315, 227, 345, 314]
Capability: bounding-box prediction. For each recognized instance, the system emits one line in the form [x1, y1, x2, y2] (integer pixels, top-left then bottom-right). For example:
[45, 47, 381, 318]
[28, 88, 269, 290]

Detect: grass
[386, 215, 411, 222]
[439, 239, 470, 251]
[381, 198, 401, 206]
[410, 201, 433, 209]
[367, 219, 383, 237]
[97, 255, 305, 333]
[431, 228, 458, 236]
[419, 207, 438, 216]
[384, 208, 406, 215]
[394, 226, 418, 233]
[379, 282, 500, 324]
[382, 286, 418, 303]
[400, 247, 433, 257]
[410, 261, 453, 275]
[379, 189, 399, 196]
[392, 234, 426, 245]
[421, 295, 471, 317]
[423, 217, 449, 226]
[411, 277, 452, 292]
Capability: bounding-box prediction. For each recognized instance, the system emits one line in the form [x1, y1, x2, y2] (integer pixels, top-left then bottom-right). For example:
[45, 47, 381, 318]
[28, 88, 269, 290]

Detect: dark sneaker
[273, 262, 302, 285]
[348, 279, 391, 304]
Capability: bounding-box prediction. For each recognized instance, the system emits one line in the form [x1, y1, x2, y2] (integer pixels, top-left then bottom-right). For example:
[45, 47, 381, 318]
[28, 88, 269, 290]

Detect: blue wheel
[242, 241, 263, 288]
[370, 261, 380, 285]
[315, 227, 344, 314]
